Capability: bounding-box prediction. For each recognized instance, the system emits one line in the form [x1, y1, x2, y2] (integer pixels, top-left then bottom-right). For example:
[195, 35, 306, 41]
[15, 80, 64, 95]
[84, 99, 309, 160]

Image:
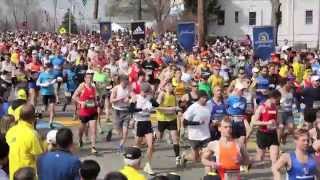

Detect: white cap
[311, 75, 320, 82]
[46, 130, 58, 144]
[252, 67, 260, 73]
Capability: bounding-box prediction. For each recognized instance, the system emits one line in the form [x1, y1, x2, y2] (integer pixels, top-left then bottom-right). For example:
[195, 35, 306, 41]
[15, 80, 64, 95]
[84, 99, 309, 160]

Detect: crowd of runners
[0, 31, 320, 180]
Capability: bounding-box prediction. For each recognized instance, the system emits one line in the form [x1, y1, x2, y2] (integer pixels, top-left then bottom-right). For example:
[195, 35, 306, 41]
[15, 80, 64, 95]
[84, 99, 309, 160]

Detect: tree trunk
[271, 0, 280, 46]
[197, 0, 205, 46]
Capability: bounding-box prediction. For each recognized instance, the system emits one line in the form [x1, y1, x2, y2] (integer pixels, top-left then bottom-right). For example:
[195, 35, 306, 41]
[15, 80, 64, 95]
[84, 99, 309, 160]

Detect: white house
[207, 0, 320, 48]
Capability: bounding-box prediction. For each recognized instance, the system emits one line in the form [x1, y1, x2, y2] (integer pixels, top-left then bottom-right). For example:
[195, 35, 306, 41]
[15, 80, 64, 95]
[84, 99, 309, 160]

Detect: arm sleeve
[183, 119, 201, 126]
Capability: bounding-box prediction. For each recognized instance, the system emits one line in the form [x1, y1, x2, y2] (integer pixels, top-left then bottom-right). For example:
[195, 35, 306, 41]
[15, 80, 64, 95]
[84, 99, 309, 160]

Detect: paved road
[38, 105, 294, 180]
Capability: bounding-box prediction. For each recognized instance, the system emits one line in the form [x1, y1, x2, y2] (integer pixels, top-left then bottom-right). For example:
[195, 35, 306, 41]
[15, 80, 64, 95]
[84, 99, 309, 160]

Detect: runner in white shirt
[181, 90, 211, 167]
[130, 82, 155, 175]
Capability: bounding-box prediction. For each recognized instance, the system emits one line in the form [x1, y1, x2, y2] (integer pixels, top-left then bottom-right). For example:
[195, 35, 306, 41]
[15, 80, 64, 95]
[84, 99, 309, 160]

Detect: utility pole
[53, 0, 57, 32]
[68, 8, 71, 33]
[94, 0, 99, 19]
[198, 0, 205, 47]
[138, 0, 142, 20]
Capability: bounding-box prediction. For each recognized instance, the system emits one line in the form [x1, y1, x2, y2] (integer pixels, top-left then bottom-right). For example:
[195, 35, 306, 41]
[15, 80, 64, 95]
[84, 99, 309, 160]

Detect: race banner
[253, 26, 275, 60]
[131, 22, 145, 41]
[177, 22, 195, 52]
[100, 22, 112, 42]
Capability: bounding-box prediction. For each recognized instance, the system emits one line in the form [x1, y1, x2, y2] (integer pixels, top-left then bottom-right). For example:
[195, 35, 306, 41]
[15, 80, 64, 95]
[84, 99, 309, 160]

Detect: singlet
[287, 152, 317, 180]
[226, 95, 247, 116]
[210, 99, 226, 121]
[79, 84, 97, 117]
[259, 103, 277, 132]
[134, 95, 152, 122]
[112, 85, 130, 110]
[172, 79, 185, 97]
[216, 141, 241, 180]
[132, 81, 141, 95]
[29, 62, 41, 73]
[279, 89, 294, 112]
[156, 93, 176, 122]
[256, 75, 270, 91]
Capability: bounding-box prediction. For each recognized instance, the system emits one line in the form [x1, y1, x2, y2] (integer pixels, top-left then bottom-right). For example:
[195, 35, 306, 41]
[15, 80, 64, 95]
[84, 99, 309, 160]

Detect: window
[305, 10, 313, 24]
[235, 11, 239, 23]
[217, 10, 225, 25]
[249, 12, 256, 25]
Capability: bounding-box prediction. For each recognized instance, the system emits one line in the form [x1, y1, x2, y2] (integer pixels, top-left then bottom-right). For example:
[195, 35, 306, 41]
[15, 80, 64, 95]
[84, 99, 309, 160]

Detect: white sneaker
[143, 162, 155, 175]
[175, 156, 181, 168]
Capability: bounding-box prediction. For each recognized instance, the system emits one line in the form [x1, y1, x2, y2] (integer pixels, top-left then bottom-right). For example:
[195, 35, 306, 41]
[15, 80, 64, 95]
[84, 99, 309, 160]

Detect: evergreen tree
[60, 10, 78, 34]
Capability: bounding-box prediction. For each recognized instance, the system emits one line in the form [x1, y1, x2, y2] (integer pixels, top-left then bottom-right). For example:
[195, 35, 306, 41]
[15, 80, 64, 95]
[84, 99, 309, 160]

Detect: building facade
[207, 0, 320, 48]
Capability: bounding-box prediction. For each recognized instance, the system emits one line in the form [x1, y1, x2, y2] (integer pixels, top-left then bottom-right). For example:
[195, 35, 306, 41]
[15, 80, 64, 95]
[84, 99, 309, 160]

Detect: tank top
[132, 81, 141, 95]
[30, 62, 41, 72]
[287, 152, 317, 180]
[259, 103, 277, 132]
[280, 90, 294, 112]
[134, 95, 152, 122]
[173, 81, 185, 97]
[112, 85, 130, 110]
[79, 84, 97, 117]
[210, 99, 226, 121]
[256, 75, 269, 90]
[217, 141, 241, 180]
[156, 93, 176, 121]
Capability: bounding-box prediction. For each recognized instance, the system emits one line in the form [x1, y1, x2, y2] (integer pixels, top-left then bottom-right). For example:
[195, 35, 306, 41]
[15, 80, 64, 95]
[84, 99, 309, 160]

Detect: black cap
[167, 173, 180, 180]
[123, 147, 141, 160]
[203, 173, 221, 180]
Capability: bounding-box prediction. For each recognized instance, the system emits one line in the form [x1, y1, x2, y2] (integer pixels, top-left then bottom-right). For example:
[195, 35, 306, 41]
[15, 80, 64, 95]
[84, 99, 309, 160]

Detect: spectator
[119, 147, 145, 180]
[46, 130, 58, 151]
[0, 136, 9, 180]
[8, 88, 28, 121]
[13, 167, 35, 180]
[79, 160, 100, 180]
[37, 128, 81, 180]
[6, 104, 44, 179]
[0, 115, 15, 135]
[104, 172, 127, 180]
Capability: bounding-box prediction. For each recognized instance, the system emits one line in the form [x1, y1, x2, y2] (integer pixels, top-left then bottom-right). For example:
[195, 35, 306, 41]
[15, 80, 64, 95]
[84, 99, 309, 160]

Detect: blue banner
[100, 22, 112, 42]
[253, 26, 275, 60]
[177, 22, 195, 52]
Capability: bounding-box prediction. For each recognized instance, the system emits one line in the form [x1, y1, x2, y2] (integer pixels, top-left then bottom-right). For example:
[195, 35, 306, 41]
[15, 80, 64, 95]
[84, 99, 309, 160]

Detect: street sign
[59, 27, 67, 34]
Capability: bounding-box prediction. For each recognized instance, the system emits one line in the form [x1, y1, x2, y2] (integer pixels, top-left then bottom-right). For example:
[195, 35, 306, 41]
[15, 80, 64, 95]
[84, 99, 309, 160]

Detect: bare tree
[144, 0, 176, 33]
[271, 0, 281, 45]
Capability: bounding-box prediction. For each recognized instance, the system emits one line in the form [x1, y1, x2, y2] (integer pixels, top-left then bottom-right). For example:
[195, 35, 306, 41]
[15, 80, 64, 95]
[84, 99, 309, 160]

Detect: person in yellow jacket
[292, 57, 304, 83]
[120, 147, 146, 180]
[8, 88, 28, 121]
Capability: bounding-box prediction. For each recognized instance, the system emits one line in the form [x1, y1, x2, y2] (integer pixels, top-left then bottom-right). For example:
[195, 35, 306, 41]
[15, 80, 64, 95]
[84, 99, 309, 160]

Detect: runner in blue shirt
[62, 63, 77, 118]
[226, 83, 247, 145]
[37, 63, 57, 129]
[50, 49, 65, 104]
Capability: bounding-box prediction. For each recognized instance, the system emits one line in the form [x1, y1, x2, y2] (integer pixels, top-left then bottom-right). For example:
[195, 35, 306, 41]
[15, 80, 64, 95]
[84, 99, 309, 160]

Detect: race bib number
[224, 171, 240, 180]
[85, 100, 96, 108]
[313, 101, 320, 109]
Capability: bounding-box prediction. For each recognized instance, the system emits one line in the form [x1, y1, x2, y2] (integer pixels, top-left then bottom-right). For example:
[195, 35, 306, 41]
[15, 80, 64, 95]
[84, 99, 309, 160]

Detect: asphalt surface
[37, 103, 294, 180]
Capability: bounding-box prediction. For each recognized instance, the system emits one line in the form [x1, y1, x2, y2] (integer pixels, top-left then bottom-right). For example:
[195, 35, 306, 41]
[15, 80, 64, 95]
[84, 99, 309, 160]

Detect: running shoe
[180, 152, 187, 168]
[106, 130, 112, 142]
[118, 144, 124, 154]
[175, 156, 181, 168]
[49, 122, 54, 129]
[79, 140, 83, 148]
[91, 147, 98, 154]
[143, 162, 155, 175]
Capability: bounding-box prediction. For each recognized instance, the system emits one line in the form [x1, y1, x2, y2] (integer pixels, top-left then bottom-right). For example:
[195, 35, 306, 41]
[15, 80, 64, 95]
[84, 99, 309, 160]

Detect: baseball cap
[252, 67, 260, 73]
[46, 129, 58, 144]
[16, 89, 27, 100]
[311, 75, 320, 82]
[123, 147, 141, 160]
